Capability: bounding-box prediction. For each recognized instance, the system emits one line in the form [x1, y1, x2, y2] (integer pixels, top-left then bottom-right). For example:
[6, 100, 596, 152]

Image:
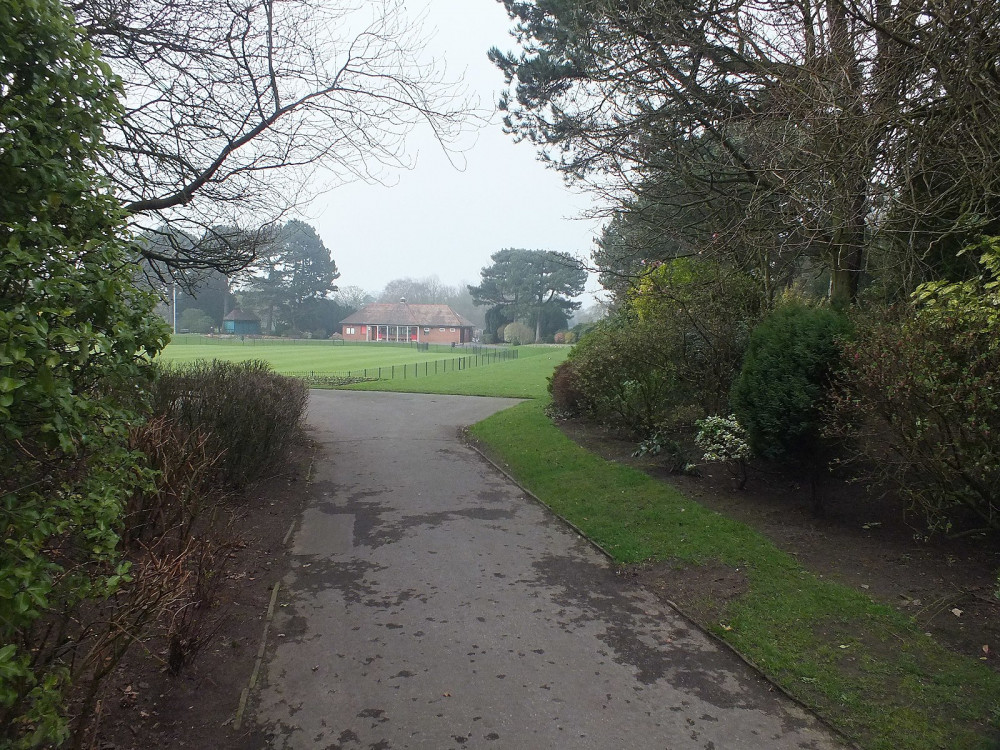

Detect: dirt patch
[623, 560, 750, 628]
[556, 417, 1000, 673]
[90, 441, 313, 750]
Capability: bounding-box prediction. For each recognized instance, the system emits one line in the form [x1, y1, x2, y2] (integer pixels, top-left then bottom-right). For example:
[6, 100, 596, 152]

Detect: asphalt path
[252, 390, 842, 749]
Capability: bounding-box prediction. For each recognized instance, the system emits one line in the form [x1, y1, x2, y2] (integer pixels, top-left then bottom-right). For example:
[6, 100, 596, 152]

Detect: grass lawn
[340, 345, 568, 398]
[469, 401, 1000, 750]
[158, 335, 524, 379]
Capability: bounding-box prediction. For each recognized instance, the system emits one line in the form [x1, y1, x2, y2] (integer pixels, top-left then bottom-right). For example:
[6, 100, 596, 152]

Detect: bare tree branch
[74, 0, 482, 279]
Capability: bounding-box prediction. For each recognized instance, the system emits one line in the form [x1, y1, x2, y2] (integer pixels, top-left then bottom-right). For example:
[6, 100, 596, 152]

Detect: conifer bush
[731, 301, 851, 465]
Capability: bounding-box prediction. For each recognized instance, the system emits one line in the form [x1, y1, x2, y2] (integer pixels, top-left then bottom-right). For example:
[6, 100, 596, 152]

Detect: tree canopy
[491, 0, 1000, 305]
[469, 248, 586, 341]
[239, 219, 340, 333]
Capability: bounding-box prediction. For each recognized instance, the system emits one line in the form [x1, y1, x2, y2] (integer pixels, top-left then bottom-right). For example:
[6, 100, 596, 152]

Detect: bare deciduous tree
[74, 0, 478, 280]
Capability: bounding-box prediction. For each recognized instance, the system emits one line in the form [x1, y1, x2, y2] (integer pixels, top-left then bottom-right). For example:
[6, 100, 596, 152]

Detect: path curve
[253, 390, 842, 749]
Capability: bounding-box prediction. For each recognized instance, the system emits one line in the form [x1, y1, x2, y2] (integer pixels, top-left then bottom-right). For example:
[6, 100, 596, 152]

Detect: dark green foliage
[631, 259, 765, 415]
[552, 259, 764, 439]
[0, 0, 170, 743]
[469, 248, 586, 342]
[731, 302, 852, 464]
[528, 304, 570, 342]
[484, 305, 514, 342]
[241, 220, 340, 333]
[178, 307, 214, 333]
[557, 315, 685, 434]
[831, 244, 1000, 532]
[151, 360, 308, 488]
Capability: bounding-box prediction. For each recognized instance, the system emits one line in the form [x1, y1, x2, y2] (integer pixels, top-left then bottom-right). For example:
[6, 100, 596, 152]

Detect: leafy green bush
[151, 360, 308, 487]
[559, 315, 683, 434]
[630, 258, 765, 415]
[503, 321, 534, 345]
[631, 431, 695, 474]
[731, 300, 851, 464]
[0, 1, 169, 743]
[831, 241, 1000, 533]
[554, 259, 764, 437]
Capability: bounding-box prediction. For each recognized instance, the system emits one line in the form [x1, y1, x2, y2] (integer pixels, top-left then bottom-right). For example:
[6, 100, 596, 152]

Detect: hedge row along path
[246, 390, 843, 748]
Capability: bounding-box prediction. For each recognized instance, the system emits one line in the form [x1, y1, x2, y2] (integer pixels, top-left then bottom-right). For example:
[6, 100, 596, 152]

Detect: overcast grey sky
[296, 0, 605, 300]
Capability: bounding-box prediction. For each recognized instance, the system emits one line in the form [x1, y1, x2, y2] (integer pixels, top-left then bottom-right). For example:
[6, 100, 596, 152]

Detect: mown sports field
[157, 335, 569, 399]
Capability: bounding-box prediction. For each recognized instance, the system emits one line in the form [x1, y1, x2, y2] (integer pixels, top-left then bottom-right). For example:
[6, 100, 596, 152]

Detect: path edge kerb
[462, 428, 859, 750]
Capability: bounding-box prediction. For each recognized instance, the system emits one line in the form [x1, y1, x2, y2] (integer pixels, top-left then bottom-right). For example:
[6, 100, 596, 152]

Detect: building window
[345, 327, 355, 335]
[439, 327, 445, 332]
[450, 328, 456, 332]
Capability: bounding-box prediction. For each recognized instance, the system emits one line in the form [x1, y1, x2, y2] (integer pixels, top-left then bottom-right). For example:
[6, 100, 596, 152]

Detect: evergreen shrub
[731, 301, 851, 464]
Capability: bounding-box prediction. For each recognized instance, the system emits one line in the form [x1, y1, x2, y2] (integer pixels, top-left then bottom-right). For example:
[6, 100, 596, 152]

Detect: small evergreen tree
[731, 301, 851, 465]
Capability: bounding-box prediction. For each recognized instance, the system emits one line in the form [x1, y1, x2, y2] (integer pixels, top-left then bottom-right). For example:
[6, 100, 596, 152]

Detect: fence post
[392, 365, 395, 379]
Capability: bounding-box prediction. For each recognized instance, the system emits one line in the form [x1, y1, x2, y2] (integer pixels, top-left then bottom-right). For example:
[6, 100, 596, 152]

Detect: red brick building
[339, 301, 476, 345]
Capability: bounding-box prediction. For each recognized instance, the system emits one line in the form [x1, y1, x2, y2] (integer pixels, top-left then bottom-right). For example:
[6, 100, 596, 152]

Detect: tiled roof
[340, 303, 475, 328]
[223, 307, 259, 321]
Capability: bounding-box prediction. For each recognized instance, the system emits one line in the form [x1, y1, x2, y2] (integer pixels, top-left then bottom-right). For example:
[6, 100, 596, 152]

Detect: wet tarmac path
[252, 390, 842, 749]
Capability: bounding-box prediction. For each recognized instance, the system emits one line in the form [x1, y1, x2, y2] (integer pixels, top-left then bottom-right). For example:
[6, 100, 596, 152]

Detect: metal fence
[286, 347, 519, 385]
[170, 334, 496, 355]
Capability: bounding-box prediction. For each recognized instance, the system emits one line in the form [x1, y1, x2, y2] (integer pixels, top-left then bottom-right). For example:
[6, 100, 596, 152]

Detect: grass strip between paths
[469, 399, 1000, 750]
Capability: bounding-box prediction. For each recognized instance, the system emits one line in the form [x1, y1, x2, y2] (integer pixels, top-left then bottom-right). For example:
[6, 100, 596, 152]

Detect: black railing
[287, 348, 519, 386]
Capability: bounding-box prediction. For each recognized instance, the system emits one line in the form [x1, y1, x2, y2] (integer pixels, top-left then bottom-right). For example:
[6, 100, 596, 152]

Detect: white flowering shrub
[695, 415, 752, 488]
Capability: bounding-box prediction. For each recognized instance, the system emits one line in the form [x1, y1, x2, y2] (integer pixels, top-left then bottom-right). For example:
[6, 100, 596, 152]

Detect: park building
[339, 299, 475, 345]
[222, 308, 262, 335]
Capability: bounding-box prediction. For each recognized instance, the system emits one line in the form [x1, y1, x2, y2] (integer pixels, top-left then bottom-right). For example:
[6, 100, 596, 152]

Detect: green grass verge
[469, 400, 1000, 750]
[339, 345, 569, 399]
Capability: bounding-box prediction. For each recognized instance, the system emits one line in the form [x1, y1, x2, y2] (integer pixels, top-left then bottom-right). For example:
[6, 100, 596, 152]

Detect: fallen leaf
[951, 608, 963, 617]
